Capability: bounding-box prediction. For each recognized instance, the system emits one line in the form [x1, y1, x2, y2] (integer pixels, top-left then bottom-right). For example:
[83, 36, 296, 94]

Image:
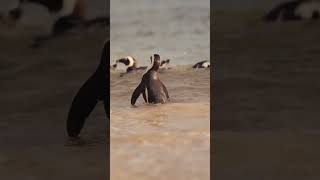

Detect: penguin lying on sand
[192, 60, 210, 69]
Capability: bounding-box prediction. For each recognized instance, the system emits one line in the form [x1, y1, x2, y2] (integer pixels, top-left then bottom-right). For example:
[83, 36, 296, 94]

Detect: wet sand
[213, 10, 320, 179]
[0, 25, 109, 179]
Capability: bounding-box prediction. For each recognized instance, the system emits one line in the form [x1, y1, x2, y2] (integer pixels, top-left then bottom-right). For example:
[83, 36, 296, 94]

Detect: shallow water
[111, 67, 210, 180]
[110, 0, 210, 179]
[110, 0, 210, 66]
[0, 0, 210, 179]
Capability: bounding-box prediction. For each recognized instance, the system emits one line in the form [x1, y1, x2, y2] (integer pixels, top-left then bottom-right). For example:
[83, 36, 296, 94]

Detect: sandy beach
[0, 24, 109, 179]
[213, 7, 320, 179]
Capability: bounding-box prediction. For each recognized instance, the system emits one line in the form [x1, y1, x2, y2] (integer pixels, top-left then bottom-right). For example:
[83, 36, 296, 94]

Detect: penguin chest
[146, 80, 166, 103]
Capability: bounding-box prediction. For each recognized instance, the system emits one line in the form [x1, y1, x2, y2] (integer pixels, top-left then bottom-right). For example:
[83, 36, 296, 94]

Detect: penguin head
[145, 54, 161, 72]
[115, 56, 135, 67]
[152, 54, 161, 70]
[202, 61, 210, 68]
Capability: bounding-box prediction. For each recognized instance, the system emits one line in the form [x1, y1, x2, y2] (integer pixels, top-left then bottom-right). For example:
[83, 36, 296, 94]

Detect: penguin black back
[66, 40, 109, 138]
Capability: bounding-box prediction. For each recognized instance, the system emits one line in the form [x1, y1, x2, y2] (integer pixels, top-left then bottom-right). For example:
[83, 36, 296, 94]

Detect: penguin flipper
[142, 89, 147, 103]
[161, 82, 169, 99]
[67, 76, 99, 137]
[131, 81, 146, 106]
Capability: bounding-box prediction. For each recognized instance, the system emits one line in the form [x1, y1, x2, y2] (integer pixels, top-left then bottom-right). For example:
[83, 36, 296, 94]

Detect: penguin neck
[151, 63, 160, 71]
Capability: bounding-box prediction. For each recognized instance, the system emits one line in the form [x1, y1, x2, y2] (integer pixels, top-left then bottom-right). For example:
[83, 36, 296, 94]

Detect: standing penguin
[66, 40, 109, 139]
[131, 54, 169, 106]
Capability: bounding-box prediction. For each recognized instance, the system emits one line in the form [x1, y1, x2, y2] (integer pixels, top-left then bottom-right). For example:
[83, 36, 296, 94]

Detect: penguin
[160, 59, 170, 69]
[192, 60, 210, 69]
[131, 54, 169, 106]
[113, 56, 170, 73]
[7, 0, 109, 47]
[110, 62, 117, 70]
[66, 40, 109, 139]
[263, 0, 320, 22]
[112, 56, 147, 75]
